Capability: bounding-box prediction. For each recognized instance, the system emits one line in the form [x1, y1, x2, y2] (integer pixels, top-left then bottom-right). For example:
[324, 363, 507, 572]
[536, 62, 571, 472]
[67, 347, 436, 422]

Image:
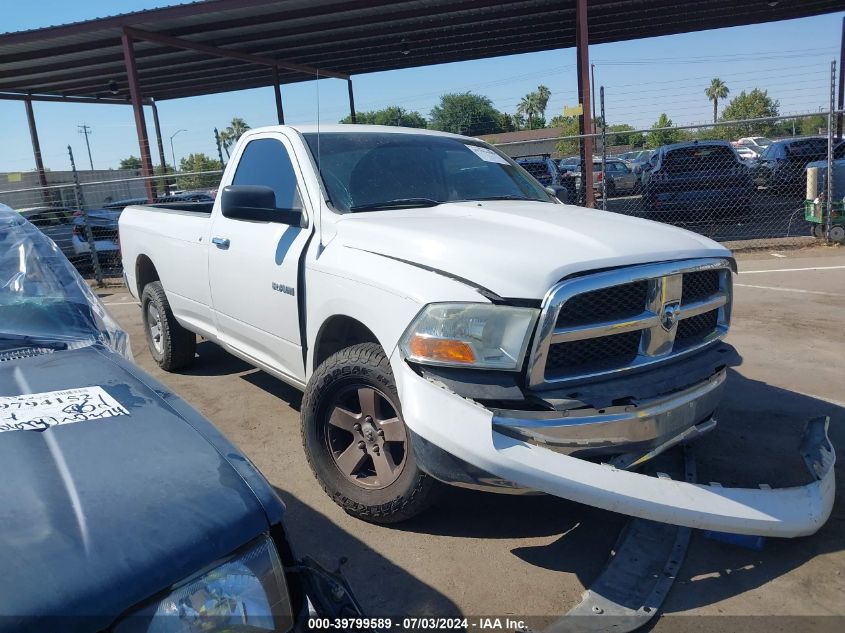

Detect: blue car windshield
[0, 205, 129, 357]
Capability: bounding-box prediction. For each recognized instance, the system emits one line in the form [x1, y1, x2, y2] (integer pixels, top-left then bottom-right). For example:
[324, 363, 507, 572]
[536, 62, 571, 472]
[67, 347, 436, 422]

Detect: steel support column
[576, 0, 594, 208]
[121, 29, 156, 201]
[150, 99, 168, 173]
[347, 78, 356, 123]
[272, 66, 285, 124]
[24, 96, 48, 191]
[837, 15, 844, 140]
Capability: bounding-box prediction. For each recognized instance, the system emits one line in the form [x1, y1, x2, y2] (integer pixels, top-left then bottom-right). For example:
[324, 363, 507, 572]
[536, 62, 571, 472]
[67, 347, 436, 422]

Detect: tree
[429, 92, 504, 136]
[178, 153, 222, 189]
[645, 113, 686, 148]
[798, 114, 827, 136]
[119, 156, 142, 170]
[719, 88, 779, 137]
[339, 106, 427, 128]
[219, 117, 251, 156]
[704, 78, 729, 124]
[550, 115, 582, 156]
[607, 124, 643, 148]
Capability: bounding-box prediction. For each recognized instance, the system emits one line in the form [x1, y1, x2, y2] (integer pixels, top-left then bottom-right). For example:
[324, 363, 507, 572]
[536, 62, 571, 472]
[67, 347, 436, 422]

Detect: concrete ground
[98, 244, 845, 629]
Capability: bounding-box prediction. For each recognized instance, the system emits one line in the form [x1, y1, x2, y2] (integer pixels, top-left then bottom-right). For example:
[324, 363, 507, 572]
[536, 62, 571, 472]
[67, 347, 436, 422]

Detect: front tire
[141, 281, 196, 371]
[301, 343, 437, 524]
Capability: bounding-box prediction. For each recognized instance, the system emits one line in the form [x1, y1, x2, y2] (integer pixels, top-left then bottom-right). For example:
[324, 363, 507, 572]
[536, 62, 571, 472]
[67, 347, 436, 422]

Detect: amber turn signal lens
[408, 335, 476, 364]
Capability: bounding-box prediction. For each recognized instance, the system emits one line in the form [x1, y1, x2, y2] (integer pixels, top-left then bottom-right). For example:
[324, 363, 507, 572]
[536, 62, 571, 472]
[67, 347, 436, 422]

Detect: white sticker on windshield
[0, 386, 129, 433]
[465, 144, 509, 165]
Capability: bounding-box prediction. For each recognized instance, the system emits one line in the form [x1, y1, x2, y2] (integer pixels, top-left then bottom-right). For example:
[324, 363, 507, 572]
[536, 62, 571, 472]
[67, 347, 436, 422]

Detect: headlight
[115, 534, 293, 633]
[400, 303, 539, 370]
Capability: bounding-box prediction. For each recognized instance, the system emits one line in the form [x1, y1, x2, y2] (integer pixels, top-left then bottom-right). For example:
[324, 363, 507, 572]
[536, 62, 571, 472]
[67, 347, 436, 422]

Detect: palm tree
[705, 78, 729, 123]
[535, 85, 551, 120]
[220, 117, 251, 155]
[516, 92, 539, 129]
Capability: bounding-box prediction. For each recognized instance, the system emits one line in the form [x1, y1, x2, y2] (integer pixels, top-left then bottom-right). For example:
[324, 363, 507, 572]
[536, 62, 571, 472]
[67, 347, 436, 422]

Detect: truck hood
[335, 201, 731, 299]
[0, 346, 281, 633]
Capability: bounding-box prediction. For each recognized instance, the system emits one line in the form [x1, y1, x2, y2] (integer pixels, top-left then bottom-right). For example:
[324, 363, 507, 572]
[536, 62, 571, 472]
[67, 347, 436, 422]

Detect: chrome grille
[528, 258, 733, 388]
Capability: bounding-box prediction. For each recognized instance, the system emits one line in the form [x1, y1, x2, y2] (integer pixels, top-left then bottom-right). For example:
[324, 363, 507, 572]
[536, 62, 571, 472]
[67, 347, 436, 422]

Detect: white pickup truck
[119, 124, 834, 537]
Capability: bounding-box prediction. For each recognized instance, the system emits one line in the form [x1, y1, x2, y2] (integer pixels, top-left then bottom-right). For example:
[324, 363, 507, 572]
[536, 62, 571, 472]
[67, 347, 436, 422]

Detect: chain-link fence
[0, 166, 222, 283]
[497, 107, 844, 250]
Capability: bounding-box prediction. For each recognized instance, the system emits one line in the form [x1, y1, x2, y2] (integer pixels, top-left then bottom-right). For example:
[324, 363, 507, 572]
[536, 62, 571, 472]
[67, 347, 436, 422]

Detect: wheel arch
[312, 315, 381, 371]
[135, 254, 160, 299]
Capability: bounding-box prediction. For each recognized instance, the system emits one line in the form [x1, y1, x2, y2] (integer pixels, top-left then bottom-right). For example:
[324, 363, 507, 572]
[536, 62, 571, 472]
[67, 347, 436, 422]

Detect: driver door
[208, 133, 312, 384]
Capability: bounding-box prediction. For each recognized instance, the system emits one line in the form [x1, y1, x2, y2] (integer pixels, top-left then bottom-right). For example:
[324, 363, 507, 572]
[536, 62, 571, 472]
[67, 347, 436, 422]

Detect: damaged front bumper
[393, 353, 836, 538]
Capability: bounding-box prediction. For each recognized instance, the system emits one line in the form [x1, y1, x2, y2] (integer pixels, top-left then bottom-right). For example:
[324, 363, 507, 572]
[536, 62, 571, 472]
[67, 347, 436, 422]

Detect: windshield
[662, 145, 738, 171]
[302, 132, 552, 212]
[0, 204, 130, 358]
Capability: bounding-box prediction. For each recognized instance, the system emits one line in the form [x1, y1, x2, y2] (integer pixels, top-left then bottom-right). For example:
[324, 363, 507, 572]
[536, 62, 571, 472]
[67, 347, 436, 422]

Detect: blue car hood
[0, 345, 283, 633]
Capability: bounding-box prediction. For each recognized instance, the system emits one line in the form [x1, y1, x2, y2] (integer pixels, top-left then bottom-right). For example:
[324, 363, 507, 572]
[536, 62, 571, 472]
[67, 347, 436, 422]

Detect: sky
[1, 1, 842, 173]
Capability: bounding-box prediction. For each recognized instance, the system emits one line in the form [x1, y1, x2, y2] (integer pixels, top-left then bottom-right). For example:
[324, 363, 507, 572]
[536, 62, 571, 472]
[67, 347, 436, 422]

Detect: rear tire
[301, 343, 437, 524]
[141, 281, 196, 371]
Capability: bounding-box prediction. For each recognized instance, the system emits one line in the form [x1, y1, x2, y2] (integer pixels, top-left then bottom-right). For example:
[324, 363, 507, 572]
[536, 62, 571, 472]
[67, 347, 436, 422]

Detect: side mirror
[545, 185, 569, 204]
[220, 185, 303, 226]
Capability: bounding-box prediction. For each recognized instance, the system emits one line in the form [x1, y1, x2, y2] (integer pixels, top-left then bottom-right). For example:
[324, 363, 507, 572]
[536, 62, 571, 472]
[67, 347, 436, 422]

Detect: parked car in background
[737, 136, 772, 153]
[103, 197, 148, 211]
[618, 149, 654, 172]
[72, 209, 121, 266]
[642, 140, 754, 222]
[0, 203, 365, 633]
[753, 137, 829, 196]
[15, 206, 78, 262]
[514, 154, 575, 202]
[556, 156, 637, 198]
[157, 191, 216, 203]
[602, 158, 639, 196]
[734, 145, 760, 162]
[118, 124, 834, 537]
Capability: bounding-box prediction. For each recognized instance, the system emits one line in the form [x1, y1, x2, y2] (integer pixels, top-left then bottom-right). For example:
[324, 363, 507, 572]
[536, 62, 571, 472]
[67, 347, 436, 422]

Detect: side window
[232, 138, 302, 209]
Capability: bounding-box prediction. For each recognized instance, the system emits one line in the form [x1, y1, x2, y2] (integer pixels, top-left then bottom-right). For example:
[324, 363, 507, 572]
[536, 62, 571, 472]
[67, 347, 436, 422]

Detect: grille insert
[556, 280, 648, 327]
[547, 330, 641, 375]
[676, 310, 718, 347]
[681, 270, 720, 304]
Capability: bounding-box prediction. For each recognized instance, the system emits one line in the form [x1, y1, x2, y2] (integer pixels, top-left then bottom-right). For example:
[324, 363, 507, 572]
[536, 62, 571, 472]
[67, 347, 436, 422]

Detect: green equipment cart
[804, 198, 845, 242]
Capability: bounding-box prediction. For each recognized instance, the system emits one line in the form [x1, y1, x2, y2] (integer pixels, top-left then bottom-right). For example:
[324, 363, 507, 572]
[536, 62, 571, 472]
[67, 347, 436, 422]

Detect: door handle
[211, 236, 230, 249]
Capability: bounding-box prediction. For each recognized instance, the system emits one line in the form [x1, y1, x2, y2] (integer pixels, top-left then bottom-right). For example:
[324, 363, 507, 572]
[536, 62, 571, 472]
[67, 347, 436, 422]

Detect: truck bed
[142, 201, 214, 215]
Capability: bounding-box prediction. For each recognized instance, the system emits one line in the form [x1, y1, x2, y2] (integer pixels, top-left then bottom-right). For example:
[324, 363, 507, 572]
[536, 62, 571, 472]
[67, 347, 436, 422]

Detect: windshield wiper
[350, 198, 441, 212]
[0, 334, 69, 351]
[472, 195, 535, 201]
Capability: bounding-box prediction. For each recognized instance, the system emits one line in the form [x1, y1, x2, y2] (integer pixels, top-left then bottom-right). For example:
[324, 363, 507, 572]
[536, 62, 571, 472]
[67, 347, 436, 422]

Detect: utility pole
[78, 124, 94, 170]
[591, 64, 596, 133]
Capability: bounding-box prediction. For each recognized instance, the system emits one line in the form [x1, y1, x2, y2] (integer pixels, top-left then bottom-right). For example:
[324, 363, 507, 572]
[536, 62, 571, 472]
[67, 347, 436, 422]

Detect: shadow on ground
[177, 340, 303, 409]
[273, 486, 461, 618]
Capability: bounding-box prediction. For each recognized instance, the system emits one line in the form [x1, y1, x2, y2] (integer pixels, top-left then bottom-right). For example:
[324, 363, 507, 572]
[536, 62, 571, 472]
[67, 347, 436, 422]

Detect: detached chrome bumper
[394, 354, 836, 538]
[492, 369, 725, 459]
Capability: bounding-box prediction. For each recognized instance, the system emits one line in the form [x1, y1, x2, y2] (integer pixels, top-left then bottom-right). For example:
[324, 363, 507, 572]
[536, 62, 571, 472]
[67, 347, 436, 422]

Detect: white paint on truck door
[208, 133, 312, 383]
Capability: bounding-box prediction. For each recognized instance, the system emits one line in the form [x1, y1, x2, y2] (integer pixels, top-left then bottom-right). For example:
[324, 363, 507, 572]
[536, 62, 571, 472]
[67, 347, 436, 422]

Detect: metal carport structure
[1, 0, 842, 204]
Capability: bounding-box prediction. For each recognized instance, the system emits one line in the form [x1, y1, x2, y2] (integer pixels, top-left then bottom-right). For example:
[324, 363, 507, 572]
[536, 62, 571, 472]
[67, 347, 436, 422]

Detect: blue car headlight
[115, 534, 294, 633]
